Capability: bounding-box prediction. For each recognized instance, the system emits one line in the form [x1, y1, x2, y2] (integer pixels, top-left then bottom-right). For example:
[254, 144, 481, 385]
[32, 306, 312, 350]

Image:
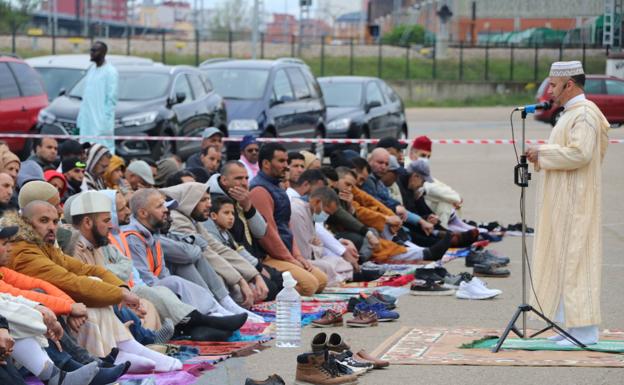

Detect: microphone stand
[492, 109, 586, 352]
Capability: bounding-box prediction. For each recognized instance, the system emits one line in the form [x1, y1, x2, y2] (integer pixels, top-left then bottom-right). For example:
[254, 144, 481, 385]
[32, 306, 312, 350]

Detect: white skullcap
[549, 61, 584, 77]
[70, 191, 112, 217]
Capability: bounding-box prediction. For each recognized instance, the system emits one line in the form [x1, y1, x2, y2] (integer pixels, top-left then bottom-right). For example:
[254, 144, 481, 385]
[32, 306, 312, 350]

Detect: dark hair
[294, 169, 326, 187]
[287, 151, 305, 164]
[142, 158, 157, 168]
[221, 160, 245, 176]
[571, 74, 586, 88]
[336, 166, 357, 180]
[165, 170, 195, 187]
[34, 137, 56, 149]
[94, 40, 108, 53]
[309, 186, 339, 206]
[320, 166, 338, 182]
[210, 195, 234, 214]
[201, 145, 220, 157]
[350, 157, 370, 172]
[258, 143, 287, 167]
[71, 213, 97, 227]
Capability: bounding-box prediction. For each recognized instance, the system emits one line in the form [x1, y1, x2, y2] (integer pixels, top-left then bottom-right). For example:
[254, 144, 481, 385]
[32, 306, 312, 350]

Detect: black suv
[200, 58, 326, 157]
[37, 64, 226, 160]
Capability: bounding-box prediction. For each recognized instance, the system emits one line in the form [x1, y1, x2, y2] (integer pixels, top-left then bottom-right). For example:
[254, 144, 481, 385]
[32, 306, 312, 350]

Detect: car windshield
[69, 71, 170, 101]
[203, 68, 269, 99]
[35, 67, 87, 101]
[320, 82, 362, 107]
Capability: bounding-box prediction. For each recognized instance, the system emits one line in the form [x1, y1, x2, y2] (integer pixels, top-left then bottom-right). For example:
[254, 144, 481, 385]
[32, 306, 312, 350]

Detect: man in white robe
[526, 61, 610, 346]
[77, 41, 118, 153]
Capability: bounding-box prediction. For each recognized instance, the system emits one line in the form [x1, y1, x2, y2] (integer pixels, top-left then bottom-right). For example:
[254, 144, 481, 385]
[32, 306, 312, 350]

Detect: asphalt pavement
[197, 107, 624, 385]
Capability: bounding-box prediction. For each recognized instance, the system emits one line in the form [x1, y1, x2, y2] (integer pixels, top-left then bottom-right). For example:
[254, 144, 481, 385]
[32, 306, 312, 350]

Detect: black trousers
[0, 359, 26, 385]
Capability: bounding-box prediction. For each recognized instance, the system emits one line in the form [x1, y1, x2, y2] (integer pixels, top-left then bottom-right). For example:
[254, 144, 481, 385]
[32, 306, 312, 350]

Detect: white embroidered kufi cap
[549, 61, 584, 77]
[70, 191, 112, 216]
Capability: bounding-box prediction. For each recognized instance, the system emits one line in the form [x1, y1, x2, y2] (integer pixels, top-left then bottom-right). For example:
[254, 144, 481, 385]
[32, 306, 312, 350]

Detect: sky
[211, 0, 361, 18]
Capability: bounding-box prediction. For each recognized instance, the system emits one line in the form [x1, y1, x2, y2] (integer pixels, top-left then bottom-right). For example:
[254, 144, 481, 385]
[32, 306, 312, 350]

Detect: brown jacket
[6, 213, 125, 307]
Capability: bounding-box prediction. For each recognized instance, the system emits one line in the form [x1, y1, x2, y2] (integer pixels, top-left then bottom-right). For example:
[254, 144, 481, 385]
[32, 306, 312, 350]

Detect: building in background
[265, 13, 297, 43]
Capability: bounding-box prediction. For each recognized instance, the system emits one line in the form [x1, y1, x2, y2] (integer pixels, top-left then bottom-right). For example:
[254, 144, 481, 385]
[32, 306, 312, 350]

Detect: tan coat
[530, 99, 609, 328]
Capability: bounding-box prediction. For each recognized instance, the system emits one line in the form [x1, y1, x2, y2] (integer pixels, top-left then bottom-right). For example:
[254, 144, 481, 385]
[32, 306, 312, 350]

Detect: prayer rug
[370, 326, 624, 367]
[465, 337, 624, 354]
[169, 340, 269, 357]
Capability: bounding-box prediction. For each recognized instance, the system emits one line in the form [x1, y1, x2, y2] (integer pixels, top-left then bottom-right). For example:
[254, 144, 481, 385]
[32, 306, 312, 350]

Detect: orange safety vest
[108, 234, 134, 288]
[121, 230, 164, 278]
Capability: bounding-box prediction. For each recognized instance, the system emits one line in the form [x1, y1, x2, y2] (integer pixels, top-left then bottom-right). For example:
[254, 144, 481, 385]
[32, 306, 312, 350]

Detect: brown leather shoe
[312, 332, 328, 352]
[346, 308, 378, 328]
[353, 350, 389, 369]
[312, 310, 344, 328]
[327, 333, 350, 353]
[295, 351, 359, 385]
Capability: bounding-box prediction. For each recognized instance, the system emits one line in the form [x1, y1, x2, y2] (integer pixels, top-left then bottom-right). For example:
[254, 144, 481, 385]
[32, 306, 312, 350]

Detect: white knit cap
[549, 61, 584, 77]
[70, 191, 112, 216]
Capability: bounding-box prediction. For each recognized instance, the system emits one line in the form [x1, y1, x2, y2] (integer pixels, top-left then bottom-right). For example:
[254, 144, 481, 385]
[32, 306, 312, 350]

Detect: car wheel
[311, 128, 324, 161]
[151, 132, 174, 160]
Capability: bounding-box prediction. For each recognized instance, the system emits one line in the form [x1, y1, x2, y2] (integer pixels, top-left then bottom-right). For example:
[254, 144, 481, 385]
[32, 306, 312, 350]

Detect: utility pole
[252, 0, 259, 58]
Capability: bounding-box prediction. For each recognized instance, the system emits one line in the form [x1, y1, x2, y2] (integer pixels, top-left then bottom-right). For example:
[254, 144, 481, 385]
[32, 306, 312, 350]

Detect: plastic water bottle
[275, 271, 301, 348]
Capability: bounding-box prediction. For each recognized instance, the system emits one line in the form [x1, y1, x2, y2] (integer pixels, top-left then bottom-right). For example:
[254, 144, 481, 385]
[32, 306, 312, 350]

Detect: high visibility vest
[108, 234, 134, 288]
[121, 230, 163, 278]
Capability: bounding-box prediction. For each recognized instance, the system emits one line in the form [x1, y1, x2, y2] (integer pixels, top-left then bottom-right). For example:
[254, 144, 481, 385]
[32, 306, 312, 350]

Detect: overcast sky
[210, 0, 361, 18]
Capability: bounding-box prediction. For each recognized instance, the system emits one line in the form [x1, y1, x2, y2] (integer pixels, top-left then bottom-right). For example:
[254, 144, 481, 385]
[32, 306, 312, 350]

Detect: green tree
[0, 0, 39, 32]
[381, 24, 427, 46]
[210, 0, 250, 34]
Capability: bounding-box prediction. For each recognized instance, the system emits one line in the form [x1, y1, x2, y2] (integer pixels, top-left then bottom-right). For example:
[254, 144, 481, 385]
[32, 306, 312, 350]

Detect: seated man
[121, 189, 254, 323]
[83, 144, 111, 191]
[249, 143, 327, 296]
[125, 160, 155, 191]
[207, 161, 283, 301]
[7, 201, 182, 372]
[285, 152, 306, 196]
[160, 183, 268, 311]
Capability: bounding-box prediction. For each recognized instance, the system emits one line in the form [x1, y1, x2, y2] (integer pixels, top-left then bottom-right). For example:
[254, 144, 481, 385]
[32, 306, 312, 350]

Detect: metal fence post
[52, 24, 56, 55]
[195, 29, 200, 66]
[484, 41, 489, 81]
[161, 30, 166, 64]
[126, 28, 131, 55]
[432, 41, 437, 79]
[260, 32, 265, 59]
[582, 43, 586, 69]
[459, 41, 464, 80]
[291, 34, 296, 57]
[320, 35, 325, 76]
[405, 44, 410, 79]
[228, 30, 233, 58]
[377, 39, 382, 78]
[11, 21, 16, 54]
[533, 42, 539, 81]
[509, 43, 514, 81]
[350, 38, 354, 75]
[558, 42, 563, 61]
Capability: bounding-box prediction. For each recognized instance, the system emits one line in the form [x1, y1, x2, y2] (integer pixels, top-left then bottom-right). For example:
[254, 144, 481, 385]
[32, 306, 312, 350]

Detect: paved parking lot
[198, 107, 624, 385]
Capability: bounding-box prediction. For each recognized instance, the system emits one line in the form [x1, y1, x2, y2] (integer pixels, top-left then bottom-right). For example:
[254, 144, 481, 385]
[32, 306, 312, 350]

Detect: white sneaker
[455, 280, 500, 300]
[471, 277, 503, 296]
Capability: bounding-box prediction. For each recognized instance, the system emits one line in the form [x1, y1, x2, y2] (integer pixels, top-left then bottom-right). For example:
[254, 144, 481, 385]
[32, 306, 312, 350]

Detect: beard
[148, 216, 167, 232]
[91, 226, 109, 248]
[67, 178, 82, 191]
[160, 217, 173, 234]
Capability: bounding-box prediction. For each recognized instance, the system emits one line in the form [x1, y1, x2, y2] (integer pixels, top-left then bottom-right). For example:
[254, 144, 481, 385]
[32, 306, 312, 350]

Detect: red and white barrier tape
[1, 133, 623, 145]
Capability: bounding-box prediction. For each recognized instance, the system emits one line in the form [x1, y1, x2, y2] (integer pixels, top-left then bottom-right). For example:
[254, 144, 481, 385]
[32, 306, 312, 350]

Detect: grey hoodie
[160, 182, 259, 286]
[16, 160, 44, 190]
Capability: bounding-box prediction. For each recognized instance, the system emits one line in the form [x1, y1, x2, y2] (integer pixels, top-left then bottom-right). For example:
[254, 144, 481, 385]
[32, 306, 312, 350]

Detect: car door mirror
[175, 92, 186, 104]
[365, 100, 382, 113]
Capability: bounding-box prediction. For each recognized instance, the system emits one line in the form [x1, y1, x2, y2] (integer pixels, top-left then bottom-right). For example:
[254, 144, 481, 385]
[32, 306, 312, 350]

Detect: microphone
[513, 101, 551, 113]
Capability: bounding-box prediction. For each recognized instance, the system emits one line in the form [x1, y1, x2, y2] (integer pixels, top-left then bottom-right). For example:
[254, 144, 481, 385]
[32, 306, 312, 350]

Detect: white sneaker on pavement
[471, 277, 503, 296]
[455, 279, 501, 300]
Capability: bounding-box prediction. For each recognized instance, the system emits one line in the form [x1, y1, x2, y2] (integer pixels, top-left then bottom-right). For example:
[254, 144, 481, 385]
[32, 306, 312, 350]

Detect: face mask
[313, 210, 329, 223]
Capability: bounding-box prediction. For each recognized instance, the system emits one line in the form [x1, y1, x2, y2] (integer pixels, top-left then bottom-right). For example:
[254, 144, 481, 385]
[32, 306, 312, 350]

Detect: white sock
[12, 338, 49, 376]
[118, 339, 182, 372]
[115, 351, 156, 373]
[220, 296, 264, 322]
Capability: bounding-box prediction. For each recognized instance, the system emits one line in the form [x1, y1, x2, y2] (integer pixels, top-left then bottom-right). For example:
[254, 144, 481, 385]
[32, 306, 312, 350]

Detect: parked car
[0, 54, 48, 158]
[38, 64, 226, 160]
[26, 54, 156, 101]
[318, 76, 407, 153]
[200, 58, 326, 157]
[535, 75, 624, 126]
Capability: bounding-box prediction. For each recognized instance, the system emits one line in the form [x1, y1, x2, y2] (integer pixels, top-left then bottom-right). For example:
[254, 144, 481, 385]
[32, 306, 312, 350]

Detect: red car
[535, 74, 624, 126]
[0, 54, 48, 158]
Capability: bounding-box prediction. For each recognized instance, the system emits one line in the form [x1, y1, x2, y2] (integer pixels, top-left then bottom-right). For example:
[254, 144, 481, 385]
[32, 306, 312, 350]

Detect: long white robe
[530, 99, 609, 328]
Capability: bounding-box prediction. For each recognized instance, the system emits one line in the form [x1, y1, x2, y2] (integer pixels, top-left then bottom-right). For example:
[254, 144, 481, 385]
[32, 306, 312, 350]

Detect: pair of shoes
[312, 310, 345, 328]
[473, 263, 510, 278]
[350, 268, 384, 282]
[295, 350, 359, 385]
[455, 277, 502, 299]
[358, 292, 396, 310]
[246, 374, 286, 385]
[414, 267, 448, 282]
[312, 333, 351, 353]
[354, 302, 399, 322]
[443, 272, 472, 289]
[331, 351, 373, 376]
[410, 279, 455, 296]
[465, 246, 509, 267]
[346, 306, 378, 328]
[352, 350, 389, 369]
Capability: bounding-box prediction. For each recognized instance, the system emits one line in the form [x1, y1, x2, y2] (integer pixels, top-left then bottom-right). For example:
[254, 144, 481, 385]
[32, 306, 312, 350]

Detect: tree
[211, 0, 250, 33]
[0, 0, 39, 32]
[381, 24, 427, 46]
